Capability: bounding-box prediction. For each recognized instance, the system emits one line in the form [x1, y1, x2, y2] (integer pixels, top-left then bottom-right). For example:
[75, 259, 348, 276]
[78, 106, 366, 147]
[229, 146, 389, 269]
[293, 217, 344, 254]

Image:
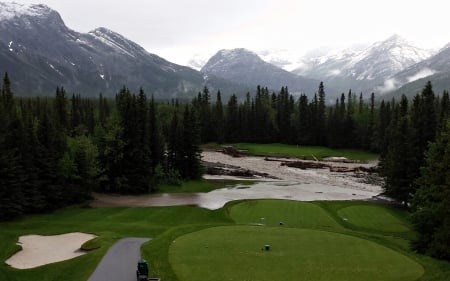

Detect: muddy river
[92, 151, 384, 210]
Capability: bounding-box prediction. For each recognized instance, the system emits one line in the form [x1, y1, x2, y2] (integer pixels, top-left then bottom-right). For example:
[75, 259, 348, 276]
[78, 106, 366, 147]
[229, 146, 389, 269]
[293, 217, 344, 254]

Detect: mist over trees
[1, 73, 449, 260]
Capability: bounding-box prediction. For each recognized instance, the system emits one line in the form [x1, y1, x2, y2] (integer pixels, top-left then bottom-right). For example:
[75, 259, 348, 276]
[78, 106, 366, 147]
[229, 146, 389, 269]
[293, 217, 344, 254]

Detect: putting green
[229, 200, 342, 230]
[337, 205, 410, 232]
[169, 226, 424, 281]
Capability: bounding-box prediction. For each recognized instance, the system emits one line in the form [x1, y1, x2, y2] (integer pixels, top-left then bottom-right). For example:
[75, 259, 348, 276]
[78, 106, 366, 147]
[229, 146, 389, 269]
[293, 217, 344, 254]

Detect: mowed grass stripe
[169, 226, 424, 281]
[229, 200, 343, 231]
[337, 205, 411, 232]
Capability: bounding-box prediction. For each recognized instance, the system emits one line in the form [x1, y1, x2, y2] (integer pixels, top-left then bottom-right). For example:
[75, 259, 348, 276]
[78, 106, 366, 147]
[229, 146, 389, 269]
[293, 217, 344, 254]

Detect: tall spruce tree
[317, 82, 327, 145]
[148, 95, 163, 185]
[213, 91, 225, 143]
[382, 96, 416, 205]
[180, 106, 202, 179]
[54, 87, 68, 131]
[412, 120, 450, 260]
[225, 94, 239, 142]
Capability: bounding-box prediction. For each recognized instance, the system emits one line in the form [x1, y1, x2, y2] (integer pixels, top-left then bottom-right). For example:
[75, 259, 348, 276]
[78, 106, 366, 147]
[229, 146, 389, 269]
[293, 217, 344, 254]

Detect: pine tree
[382, 96, 416, 205]
[412, 120, 450, 260]
[225, 94, 239, 142]
[167, 109, 183, 177]
[1, 72, 13, 113]
[97, 112, 125, 193]
[276, 87, 293, 143]
[148, 95, 163, 179]
[296, 94, 310, 145]
[36, 110, 67, 209]
[0, 109, 25, 219]
[213, 91, 225, 143]
[54, 87, 68, 131]
[180, 106, 202, 179]
[317, 82, 327, 145]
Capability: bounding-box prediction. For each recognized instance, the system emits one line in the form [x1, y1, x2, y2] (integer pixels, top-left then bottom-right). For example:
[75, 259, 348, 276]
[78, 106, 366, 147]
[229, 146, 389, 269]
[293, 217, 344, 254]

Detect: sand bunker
[6, 232, 97, 269]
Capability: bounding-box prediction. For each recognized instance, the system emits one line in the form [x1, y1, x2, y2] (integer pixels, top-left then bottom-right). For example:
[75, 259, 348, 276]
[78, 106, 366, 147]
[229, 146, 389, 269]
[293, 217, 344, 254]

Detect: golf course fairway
[229, 200, 343, 230]
[337, 205, 410, 232]
[169, 226, 424, 281]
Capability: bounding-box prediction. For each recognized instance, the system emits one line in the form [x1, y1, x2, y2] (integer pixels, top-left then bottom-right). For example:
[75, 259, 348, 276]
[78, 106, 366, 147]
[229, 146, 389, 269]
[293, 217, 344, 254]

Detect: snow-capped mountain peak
[287, 34, 434, 94]
[201, 48, 319, 96]
[0, 2, 53, 21]
[0, 1, 210, 97]
[202, 48, 261, 73]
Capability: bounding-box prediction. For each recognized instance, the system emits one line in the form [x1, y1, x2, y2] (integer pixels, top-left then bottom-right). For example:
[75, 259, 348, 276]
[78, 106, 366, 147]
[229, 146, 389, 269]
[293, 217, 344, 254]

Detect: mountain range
[1, 2, 450, 100]
[201, 49, 319, 95]
[0, 2, 249, 98]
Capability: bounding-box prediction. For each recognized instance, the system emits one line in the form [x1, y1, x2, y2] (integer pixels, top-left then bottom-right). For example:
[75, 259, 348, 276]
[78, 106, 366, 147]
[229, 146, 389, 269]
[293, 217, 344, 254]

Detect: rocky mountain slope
[291, 35, 433, 96]
[201, 48, 320, 96]
[381, 44, 450, 98]
[0, 2, 245, 98]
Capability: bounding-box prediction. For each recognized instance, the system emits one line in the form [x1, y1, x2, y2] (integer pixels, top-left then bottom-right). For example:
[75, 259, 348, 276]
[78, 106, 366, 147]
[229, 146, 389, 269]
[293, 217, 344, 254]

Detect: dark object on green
[265, 245, 271, 251]
[137, 259, 149, 281]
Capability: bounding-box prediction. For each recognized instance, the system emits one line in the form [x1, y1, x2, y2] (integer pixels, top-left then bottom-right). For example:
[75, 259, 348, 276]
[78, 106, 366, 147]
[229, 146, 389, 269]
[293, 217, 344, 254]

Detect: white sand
[6, 232, 97, 269]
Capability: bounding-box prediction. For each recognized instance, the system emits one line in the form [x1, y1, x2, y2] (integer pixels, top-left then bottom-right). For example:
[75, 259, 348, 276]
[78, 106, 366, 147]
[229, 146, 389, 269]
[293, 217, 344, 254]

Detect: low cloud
[376, 78, 400, 93]
[407, 68, 436, 82]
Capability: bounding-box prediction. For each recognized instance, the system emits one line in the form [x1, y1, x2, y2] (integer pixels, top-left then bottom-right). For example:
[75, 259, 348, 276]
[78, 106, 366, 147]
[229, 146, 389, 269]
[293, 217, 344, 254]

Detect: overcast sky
[9, 0, 450, 65]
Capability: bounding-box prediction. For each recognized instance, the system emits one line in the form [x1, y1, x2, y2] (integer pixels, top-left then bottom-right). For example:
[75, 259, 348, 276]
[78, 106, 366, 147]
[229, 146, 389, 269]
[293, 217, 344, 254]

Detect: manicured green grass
[0, 206, 231, 281]
[229, 199, 343, 231]
[158, 179, 255, 193]
[1, 200, 450, 281]
[227, 143, 378, 161]
[169, 226, 424, 281]
[337, 205, 411, 233]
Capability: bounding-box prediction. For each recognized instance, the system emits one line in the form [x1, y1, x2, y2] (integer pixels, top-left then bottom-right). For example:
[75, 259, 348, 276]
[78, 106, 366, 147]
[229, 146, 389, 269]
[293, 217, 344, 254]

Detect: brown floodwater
[92, 180, 381, 210]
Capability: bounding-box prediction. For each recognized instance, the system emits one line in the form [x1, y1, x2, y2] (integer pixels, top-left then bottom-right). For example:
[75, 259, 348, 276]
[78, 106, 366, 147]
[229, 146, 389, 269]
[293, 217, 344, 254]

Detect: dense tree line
[193, 82, 377, 150]
[1, 73, 449, 260]
[191, 81, 449, 260]
[0, 74, 202, 220]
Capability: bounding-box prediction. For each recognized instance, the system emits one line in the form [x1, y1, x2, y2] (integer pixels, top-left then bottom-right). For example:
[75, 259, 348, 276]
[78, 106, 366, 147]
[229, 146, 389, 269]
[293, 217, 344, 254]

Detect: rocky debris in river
[280, 161, 330, 169]
[220, 146, 249, 157]
[323, 156, 358, 163]
[272, 158, 378, 174]
[202, 161, 278, 179]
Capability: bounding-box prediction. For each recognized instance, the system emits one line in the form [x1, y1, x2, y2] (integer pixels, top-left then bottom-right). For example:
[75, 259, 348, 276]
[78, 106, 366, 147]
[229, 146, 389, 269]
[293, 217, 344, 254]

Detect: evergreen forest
[0, 74, 449, 260]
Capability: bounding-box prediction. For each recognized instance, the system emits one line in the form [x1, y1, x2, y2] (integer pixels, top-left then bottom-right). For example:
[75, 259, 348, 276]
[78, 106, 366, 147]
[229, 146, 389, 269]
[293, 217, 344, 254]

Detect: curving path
[88, 237, 150, 281]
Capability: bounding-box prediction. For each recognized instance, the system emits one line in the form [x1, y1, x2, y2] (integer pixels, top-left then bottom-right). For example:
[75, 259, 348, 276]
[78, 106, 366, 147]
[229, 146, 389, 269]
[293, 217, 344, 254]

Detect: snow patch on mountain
[89, 28, 136, 58]
[289, 34, 435, 95]
[0, 2, 51, 21]
[255, 48, 306, 71]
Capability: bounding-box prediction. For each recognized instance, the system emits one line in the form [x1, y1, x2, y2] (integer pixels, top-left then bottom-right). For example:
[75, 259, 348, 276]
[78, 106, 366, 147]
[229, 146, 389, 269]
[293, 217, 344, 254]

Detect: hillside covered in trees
[0, 74, 449, 260]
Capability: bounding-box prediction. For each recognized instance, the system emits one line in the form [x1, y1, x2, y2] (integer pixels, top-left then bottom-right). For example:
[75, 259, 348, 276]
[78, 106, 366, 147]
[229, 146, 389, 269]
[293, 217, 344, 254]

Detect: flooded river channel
[92, 151, 384, 210]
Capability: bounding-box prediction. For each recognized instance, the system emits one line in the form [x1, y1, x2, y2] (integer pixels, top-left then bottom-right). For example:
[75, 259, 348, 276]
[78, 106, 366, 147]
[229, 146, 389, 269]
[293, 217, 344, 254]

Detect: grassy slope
[229, 199, 343, 231]
[170, 226, 423, 281]
[0, 207, 231, 281]
[206, 143, 379, 161]
[337, 205, 411, 232]
[1, 200, 449, 281]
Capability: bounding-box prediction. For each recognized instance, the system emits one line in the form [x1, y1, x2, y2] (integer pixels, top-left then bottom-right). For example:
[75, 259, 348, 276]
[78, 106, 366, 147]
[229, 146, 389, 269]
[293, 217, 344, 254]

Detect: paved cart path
[88, 237, 150, 281]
